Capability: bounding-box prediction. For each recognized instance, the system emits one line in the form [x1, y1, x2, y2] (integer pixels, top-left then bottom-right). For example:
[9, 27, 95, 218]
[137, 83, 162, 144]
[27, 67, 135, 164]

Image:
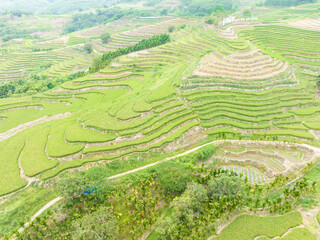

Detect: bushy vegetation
[177, 0, 234, 16]
[153, 161, 190, 193]
[71, 206, 119, 240]
[101, 32, 111, 43]
[63, 8, 123, 34]
[0, 22, 31, 42]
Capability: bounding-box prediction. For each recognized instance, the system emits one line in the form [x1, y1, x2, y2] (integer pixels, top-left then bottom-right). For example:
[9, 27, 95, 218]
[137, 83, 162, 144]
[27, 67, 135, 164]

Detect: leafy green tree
[156, 182, 207, 239]
[71, 206, 119, 240]
[207, 174, 244, 200]
[168, 26, 175, 33]
[83, 43, 93, 54]
[101, 32, 111, 43]
[56, 172, 90, 198]
[205, 18, 214, 24]
[243, 9, 251, 17]
[154, 161, 190, 193]
[316, 74, 320, 90]
[91, 56, 104, 70]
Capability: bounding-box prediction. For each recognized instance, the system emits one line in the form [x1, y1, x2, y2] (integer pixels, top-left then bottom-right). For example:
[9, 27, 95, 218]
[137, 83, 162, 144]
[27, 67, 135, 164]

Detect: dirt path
[17, 197, 63, 234]
[299, 207, 320, 240]
[0, 112, 71, 143]
[93, 48, 103, 55]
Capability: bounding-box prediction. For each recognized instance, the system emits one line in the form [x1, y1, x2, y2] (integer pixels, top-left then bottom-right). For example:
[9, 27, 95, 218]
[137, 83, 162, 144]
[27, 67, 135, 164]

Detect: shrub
[101, 32, 111, 43]
[207, 174, 244, 200]
[168, 26, 175, 33]
[71, 206, 119, 240]
[84, 43, 93, 54]
[154, 161, 190, 193]
[179, 24, 186, 29]
[205, 18, 214, 24]
[243, 9, 251, 18]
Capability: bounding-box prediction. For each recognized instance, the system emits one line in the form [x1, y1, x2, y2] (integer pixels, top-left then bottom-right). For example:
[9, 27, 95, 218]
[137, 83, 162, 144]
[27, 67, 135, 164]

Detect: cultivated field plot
[288, 18, 320, 31]
[0, 17, 187, 86]
[190, 45, 295, 90]
[217, 141, 314, 178]
[240, 25, 320, 66]
[93, 18, 192, 52]
[220, 165, 268, 184]
[211, 211, 317, 240]
[1, 21, 320, 197]
[218, 21, 260, 40]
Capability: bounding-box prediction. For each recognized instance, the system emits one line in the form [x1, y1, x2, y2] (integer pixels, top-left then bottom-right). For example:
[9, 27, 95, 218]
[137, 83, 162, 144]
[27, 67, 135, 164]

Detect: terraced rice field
[1, 20, 320, 196]
[218, 21, 260, 40]
[217, 141, 313, 178]
[0, 17, 188, 85]
[93, 18, 192, 52]
[288, 18, 320, 31]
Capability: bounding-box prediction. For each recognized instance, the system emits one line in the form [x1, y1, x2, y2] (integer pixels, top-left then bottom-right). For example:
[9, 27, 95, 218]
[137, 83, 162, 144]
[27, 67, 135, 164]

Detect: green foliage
[0, 23, 30, 42]
[179, 24, 186, 29]
[243, 9, 251, 17]
[101, 32, 111, 43]
[156, 182, 208, 239]
[71, 206, 119, 240]
[175, 144, 217, 166]
[83, 43, 93, 54]
[178, 0, 232, 16]
[153, 161, 191, 194]
[168, 26, 175, 32]
[56, 172, 90, 198]
[64, 9, 122, 33]
[207, 174, 244, 200]
[205, 18, 214, 24]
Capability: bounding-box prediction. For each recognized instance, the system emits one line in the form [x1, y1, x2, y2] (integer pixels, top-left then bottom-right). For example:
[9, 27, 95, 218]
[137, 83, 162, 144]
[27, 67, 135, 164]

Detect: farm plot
[99, 18, 193, 51]
[211, 212, 305, 240]
[218, 20, 261, 40]
[240, 25, 320, 66]
[220, 165, 268, 184]
[288, 18, 320, 31]
[189, 45, 296, 91]
[217, 141, 314, 178]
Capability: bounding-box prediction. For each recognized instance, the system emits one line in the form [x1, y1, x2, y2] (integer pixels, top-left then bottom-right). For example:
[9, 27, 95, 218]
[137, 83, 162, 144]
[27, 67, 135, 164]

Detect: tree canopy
[154, 161, 190, 193]
[71, 206, 119, 240]
[207, 174, 244, 200]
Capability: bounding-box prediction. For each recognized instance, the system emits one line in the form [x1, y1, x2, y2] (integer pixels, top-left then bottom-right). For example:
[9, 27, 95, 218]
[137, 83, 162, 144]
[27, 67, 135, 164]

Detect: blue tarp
[84, 185, 98, 195]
